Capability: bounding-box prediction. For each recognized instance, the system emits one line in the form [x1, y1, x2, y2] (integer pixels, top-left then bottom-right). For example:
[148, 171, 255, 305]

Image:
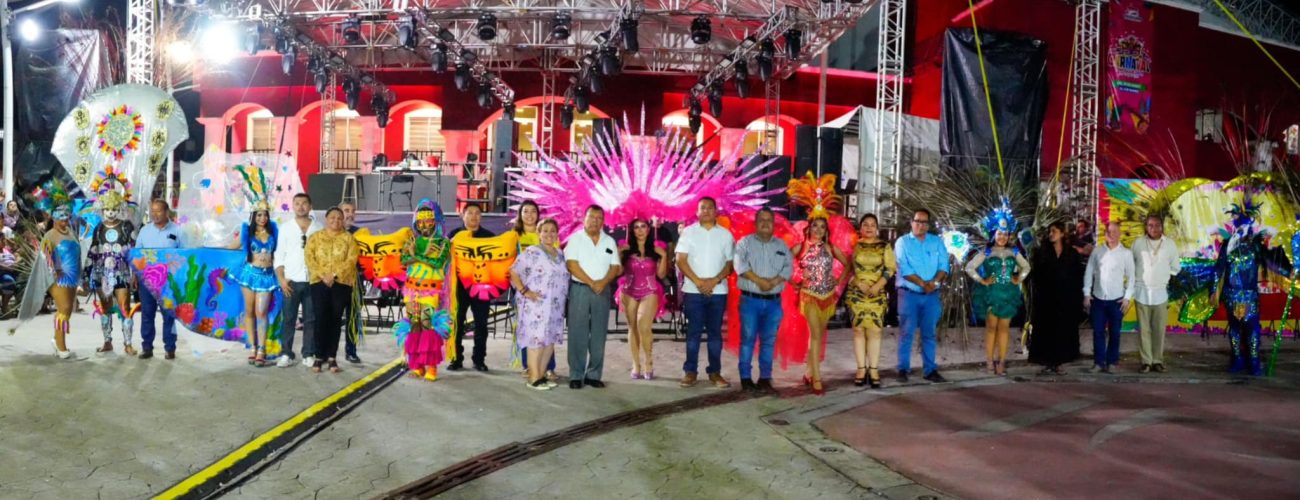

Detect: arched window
[246, 109, 277, 152]
[404, 107, 445, 153]
[332, 109, 363, 151]
[742, 119, 782, 155]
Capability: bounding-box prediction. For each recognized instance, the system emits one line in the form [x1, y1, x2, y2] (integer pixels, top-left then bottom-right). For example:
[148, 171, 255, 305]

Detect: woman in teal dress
[964, 202, 1030, 376]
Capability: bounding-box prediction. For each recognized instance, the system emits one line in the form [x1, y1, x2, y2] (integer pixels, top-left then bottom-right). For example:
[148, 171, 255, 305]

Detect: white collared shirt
[1131, 236, 1182, 305]
[1084, 242, 1135, 301]
[677, 222, 735, 294]
[274, 215, 323, 282]
[564, 230, 620, 282]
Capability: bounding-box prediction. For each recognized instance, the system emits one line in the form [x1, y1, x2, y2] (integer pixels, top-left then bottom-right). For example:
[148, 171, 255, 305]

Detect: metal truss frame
[869, 0, 903, 222]
[1069, 0, 1102, 220]
[321, 72, 339, 173]
[128, 0, 156, 85]
[1195, 0, 1300, 48]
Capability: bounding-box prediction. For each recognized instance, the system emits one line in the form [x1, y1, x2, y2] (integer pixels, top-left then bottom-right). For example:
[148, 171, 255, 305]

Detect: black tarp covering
[12, 28, 112, 199]
[940, 28, 1048, 179]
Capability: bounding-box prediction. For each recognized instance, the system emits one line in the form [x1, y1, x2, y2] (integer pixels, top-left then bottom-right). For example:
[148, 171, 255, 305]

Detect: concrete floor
[1, 309, 1296, 499]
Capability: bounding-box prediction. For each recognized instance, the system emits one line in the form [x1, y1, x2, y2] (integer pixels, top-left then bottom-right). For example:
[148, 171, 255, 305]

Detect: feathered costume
[10, 178, 79, 340]
[1210, 190, 1293, 376]
[964, 198, 1031, 320]
[397, 199, 453, 380]
[81, 167, 140, 349]
[232, 166, 280, 293]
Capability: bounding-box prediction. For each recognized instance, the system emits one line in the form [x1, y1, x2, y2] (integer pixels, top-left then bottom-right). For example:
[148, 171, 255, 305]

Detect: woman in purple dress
[619, 218, 667, 380]
[509, 218, 571, 390]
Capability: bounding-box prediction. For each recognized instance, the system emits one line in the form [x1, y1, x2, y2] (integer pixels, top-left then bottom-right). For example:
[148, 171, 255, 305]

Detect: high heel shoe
[51, 339, 72, 360]
[868, 367, 881, 389]
[853, 366, 867, 387]
[812, 378, 825, 396]
[802, 374, 813, 387]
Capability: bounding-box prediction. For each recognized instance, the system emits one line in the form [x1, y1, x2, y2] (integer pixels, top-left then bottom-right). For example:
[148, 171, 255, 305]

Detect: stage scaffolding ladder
[872, 0, 907, 225]
[1070, 0, 1103, 221]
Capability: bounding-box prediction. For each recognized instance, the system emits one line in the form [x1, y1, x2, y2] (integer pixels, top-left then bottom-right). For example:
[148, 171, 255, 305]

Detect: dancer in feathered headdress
[8, 204, 81, 359]
[83, 165, 141, 355]
[964, 196, 1031, 376]
[397, 199, 453, 381]
[230, 164, 280, 367]
[784, 173, 854, 395]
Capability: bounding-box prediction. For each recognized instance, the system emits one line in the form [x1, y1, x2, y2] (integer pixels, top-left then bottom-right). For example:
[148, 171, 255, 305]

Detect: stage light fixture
[784, 28, 802, 59]
[167, 40, 194, 65]
[476, 13, 497, 41]
[588, 67, 605, 94]
[708, 82, 723, 116]
[459, 49, 478, 63]
[599, 47, 621, 76]
[199, 22, 241, 63]
[398, 14, 417, 48]
[372, 94, 390, 128]
[560, 104, 575, 129]
[759, 37, 776, 59]
[341, 15, 362, 44]
[503, 102, 516, 121]
[688, 98, 702, 119]
[454, 63, 472, 91]
[573, 85, 590, 114]
[307, 54, 321, 73]
[689, 113, 701, 134]
[734, 59, 750, 98]
[620, 18, 639, 52]
[757, 38, 775, 82]
[342, 77, 361, 110]
[280, 44, 296, 74]
[313, 68, 330, 94]
[690, 16, 711, 45]
[551, 12, 571, 40]
[477, 85, 494, 109]
[431, 43, 448, 73]
[244, 23, 264, 54]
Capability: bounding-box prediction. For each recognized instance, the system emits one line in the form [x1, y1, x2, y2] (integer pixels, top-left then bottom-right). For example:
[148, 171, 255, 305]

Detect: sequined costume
[798, 243, 839, 318]
[84, 220, 137, 293]
[234, 223, 280, 292]
[1213, 197, 1291, 376]
[965, 247, 1031, 320]
[399, 199, 453, 379]
[844, 240, 896, 330]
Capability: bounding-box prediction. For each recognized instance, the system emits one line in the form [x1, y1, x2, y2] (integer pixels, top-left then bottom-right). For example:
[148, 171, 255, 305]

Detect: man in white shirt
[564, 205, 622, 389]
[274, 193, 323, 368]
[1083, 221, 1135, 373]
[1131, 215, 1182, 373]
[676, 197, 735, 389]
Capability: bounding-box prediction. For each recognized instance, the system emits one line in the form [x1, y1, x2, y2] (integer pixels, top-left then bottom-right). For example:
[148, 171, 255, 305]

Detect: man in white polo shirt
[676, 197, 735, 389]
[274, 193, 322, 368]
[564, 205, 622, 390]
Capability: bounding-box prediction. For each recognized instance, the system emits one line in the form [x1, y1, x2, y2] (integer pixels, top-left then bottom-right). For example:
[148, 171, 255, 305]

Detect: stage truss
[1069, 0, 1102, 220]
[199, 0, 876, 109]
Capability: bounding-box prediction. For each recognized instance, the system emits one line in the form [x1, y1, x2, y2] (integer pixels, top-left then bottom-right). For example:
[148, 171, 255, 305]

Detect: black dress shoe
[740, 379, 757, 392]
[584, 379, 605, 388]
[448, 362, 465, 371]
[897, 370, 910, 383]
[756, 379, 775, 394]
[473, 363, 489, 372]
[346, 354, 362, 365]
[569, 380, 584, 389]
[165, 351, 176, 360]
[923, 371, 947, 383]
[138, 351, 153, 360]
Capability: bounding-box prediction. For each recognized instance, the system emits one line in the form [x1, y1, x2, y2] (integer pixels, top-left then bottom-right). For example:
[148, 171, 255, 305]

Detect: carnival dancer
[619, 218, 668, 380]
[1211, 194, 1291, 376]
[83, 190, 139, 355]
[228, 166, 280, 367]
[964, 198, 1031, 376]
[12, 205, 81, 358]
[400, 199, 453, 381]
[790, 217, 851, 396]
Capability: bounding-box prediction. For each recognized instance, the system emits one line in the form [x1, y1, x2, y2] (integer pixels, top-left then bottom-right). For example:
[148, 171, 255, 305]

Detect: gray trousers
[567, 282, 612, 382]
[1136, 302, 1167, 365]
[281, 280, 315, 358]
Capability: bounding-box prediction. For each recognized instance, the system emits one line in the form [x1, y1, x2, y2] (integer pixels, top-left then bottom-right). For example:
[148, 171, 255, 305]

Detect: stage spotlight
[689, 114, 701, 134]
[372, 94, 390, 128]
[560, 104, 575, 129]
[454, 63, 472, 91]
[759, 36, 776, 60]
[503, 102, 516, 121]
[690, 16, 711, 45]
[708, 82, 723, 116]
[307, 54, 321, 73]
[551, 12, 571, 40]
[573, 85, 590, 114]
[620, 18, 639, 52]
[431, 43, 448, 73]
[784, 28, 802, 59]
[168, 40, 194, 65]
[599, 47, 621, 76]
[477, 13, 497, 41]
[244, 23, 263, 54]
[734, 59, 750, 98]
[688, 97, 702, 119]
[199, 23, 241, 63]
[342, 78, 361, 110]
[281, 44, 296, 74]
[313, 68, 330, 94]
[398, 14, 417, 48]
[341, 15, 361, 44]
[757, 38, 775, 81]
[477, 85, 495, 109]
[588, 67, 605, 94]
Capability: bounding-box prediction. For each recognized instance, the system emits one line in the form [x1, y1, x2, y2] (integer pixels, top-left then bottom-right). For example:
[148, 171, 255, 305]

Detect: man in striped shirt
[733, 207, 793, 393]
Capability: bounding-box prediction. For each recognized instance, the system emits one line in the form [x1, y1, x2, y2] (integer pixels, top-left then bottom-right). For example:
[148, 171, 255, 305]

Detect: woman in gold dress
[843, 213, 895, 388]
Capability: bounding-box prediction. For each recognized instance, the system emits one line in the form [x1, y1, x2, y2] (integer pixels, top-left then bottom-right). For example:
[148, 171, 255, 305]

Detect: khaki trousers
[1135, 302, 1167, 365]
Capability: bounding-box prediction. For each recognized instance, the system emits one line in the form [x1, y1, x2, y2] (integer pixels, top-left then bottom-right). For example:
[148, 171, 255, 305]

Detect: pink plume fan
[510, 117, 785, 235]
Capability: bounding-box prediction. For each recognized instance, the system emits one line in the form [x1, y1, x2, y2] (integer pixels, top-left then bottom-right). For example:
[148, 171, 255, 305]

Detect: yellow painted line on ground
[155, 357, 405, 500]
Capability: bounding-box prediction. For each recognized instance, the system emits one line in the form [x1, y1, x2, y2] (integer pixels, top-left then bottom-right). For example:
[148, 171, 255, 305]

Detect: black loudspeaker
[491, 117, 515, 212]
[794, 125, 817, 178]
[757, 155, 792, 214]
[818, 127, 844, 184]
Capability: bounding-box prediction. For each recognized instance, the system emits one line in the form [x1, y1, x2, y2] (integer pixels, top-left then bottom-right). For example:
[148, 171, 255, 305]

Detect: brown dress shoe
[679, 372, 698, 387]
[708, 372, 732, 389]
[96, 341, 113, 353]
[124, 345, 137, 356]
[1153, 363, 1166, 373]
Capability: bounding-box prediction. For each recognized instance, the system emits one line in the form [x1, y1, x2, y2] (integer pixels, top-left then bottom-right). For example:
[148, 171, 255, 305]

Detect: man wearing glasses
[275, 193, 323, 368]
[894, 208, 949, 383]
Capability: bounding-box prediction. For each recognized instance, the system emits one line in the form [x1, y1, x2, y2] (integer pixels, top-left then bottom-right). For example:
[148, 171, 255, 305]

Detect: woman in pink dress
[508, 219, 570, 390]
[619, 219, 667, 380]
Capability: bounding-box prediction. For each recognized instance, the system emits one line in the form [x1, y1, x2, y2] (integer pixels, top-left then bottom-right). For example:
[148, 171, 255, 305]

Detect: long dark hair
[244, 210, 277, 263]
[800, 217, 831, 258]
[514, 200, 540, 235]
[622, 218, 659, 263]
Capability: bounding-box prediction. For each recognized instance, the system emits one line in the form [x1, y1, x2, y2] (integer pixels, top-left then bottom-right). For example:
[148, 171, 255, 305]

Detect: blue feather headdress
[980, 196, 1019, 238]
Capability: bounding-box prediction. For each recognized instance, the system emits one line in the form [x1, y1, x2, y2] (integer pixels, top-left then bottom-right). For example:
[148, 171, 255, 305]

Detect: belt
[741, 290, 780, 300]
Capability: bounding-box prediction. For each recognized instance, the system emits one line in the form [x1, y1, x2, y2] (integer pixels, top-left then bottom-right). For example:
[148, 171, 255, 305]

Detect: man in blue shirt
[135, 199, 187, 359]
[894, 208, 949, 383]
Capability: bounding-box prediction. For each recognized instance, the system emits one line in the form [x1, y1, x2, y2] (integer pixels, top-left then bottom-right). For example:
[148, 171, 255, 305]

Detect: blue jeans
[898, 289, 941, 375]
[683, 293, 727, 375]
[1090, 298, 1123, 367]
[139, 285, 176, 353]
[739, 296, 782, 380]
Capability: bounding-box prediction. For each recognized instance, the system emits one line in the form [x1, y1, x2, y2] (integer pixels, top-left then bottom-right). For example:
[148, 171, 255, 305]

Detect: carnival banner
[451, 231, 520, 301]
[1105, 0, 1155, 135]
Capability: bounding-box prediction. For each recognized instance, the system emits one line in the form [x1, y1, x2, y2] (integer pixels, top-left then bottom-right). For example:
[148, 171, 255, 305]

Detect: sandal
[328, 359, 341, 373]
[253, 349, 267, 367]
[868, 367, 881, 389]
[853, 366, 867, 387]
[311, 359, 323, 373]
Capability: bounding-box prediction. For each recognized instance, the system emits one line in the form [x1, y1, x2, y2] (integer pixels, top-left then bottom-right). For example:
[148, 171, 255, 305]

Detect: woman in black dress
[1028, 221, 1083, 374]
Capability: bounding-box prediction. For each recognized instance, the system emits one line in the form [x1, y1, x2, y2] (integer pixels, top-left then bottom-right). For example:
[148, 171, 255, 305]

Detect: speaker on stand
[490, 117, 516, 212]
[794, 125, 817, 178]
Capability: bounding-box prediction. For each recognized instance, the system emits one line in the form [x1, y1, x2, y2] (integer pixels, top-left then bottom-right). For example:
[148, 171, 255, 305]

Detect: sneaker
[346, 354, 362, 365]
[1153, 363, 1166, 373]
[923, 371, 947, 383]
[679, 372, 698, 388]
[1088, 364, 1103, 373]
[530, 379, 552, 391]
[1139, 364, 1151, 373]
[302, 356, 315, 368]
[276, 356, 294, 368]
[708, 372, 732, 389]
